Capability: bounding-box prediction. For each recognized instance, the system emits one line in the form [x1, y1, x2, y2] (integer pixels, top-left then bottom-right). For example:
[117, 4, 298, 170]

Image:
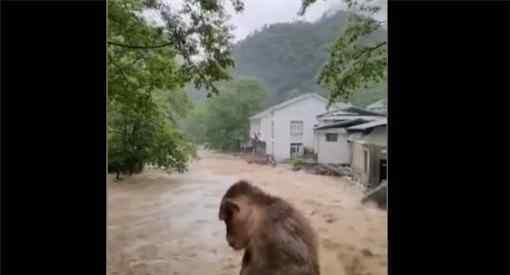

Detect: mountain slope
[231, 10, 387, 107]
[187, 10, 387, 108]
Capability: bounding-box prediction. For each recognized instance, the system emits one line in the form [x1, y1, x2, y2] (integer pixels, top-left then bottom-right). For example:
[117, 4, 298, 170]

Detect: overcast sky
[151, 0, 387, 42]
[227, 0, 343, 42]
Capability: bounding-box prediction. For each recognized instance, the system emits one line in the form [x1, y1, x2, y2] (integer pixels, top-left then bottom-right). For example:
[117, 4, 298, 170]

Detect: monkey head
[219, 181, 262, 250]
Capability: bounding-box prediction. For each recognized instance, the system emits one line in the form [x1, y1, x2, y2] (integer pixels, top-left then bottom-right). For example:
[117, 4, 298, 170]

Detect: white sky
[148, 0, 387, 43]
[227, 0, 344, 42]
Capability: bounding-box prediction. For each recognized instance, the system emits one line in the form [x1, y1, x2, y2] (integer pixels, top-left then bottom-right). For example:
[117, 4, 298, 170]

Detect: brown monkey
[219, 180, 320, 275]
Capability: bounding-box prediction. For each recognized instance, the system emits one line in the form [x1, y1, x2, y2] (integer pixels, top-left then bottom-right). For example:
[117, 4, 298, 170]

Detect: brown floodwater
[108, 151, 387, 275]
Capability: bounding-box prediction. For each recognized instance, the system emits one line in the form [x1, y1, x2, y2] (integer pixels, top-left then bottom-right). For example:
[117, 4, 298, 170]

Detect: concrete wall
[351, 142, 372, 186]
[363, 126, 387, 147]
[351, 142, 366, 175]
[313, 131, 320, 154]
[352, 142, 385, 188]
[260, 115, 272, 155]
[271, 97, 327, 161]
[316, 128, 352, 164]
[351, 125, 387, 168]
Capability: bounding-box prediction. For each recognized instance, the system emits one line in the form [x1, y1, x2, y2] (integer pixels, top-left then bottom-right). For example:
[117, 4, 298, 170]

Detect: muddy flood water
[108, 151, 387, 275]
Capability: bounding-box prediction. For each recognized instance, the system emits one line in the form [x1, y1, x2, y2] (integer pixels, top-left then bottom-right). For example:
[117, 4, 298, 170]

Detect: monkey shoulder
[265, 198, 295, 222]
[262, 207, 313, 261]
[266, 199, 315, 240]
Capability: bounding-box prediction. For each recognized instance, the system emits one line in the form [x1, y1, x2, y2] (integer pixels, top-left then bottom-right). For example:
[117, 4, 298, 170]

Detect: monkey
[219, 180, 320, 275]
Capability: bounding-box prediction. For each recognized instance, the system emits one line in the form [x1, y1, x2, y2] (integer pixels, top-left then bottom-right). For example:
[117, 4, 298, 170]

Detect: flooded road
[108, 151, 387, 275]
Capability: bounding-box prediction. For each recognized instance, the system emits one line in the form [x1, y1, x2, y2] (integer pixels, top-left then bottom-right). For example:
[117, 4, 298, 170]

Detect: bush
[290, 159, 305, 171]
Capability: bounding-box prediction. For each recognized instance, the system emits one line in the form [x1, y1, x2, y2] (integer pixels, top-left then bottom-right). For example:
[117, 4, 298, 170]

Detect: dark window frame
[325, 133, 339, 142]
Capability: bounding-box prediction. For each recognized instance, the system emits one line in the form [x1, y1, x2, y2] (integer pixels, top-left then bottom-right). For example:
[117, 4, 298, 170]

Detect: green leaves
[108, 0, 241, 176]
[181, 80, 267, 151]
[156, 0, 243, 96]
[300, 0, 387, 106]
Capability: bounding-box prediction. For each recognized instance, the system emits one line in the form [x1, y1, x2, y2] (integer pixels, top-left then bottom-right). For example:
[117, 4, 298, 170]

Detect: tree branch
[108, 40, 173, 49]
[354, 41, 386, 60]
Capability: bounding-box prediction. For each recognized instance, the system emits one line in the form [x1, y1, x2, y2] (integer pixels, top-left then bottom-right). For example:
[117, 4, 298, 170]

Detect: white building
[313, 106, 385, 165]
[347, 118, 387, 187]
[249, 93, 331, 162]
[314, 119, 365, 164]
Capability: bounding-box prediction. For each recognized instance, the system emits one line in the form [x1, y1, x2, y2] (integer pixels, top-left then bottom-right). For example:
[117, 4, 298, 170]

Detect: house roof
[314, 118, 369, 130]
[317, 106, 385, 120]
[330, 101, 353, 110]
[366, 99, 386, 109]
[347, 118, 387, 131]
[319, 115, 382, 123]
[366, 99, 387, 115]
[249, 93, 329, 120]
[350, 133, 387, 147]
[347, 125, 387, 147]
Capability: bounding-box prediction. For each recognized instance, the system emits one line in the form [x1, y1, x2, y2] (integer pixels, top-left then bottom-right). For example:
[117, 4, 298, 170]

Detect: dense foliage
[232, 11, 340, 106]
[208, 10, 386, 108]
[300, 0, 387, 106]
[182, 79, 267, 151]
[108, 0, 243, 178]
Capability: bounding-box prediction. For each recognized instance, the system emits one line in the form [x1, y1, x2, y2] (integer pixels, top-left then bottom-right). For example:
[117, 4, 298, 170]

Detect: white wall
[363, 126, 387, 147]
[351, 126, 386, 181]
[249, 118, 261, 138]
[316, 128, 352, 164]
[313, 131, 320, 154]
[351, 142, 366, 174]
[271, 97, 327, 161]
[260, 115, 272, 154]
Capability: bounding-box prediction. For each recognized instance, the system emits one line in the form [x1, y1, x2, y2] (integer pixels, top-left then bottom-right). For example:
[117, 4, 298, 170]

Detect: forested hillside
[229, 10, 387, 107]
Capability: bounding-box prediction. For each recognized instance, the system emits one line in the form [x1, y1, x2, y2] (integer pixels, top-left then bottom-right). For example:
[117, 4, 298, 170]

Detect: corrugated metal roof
[318, 110, 357, 117]
[343, 106, 385, 116]
[366, 99, 387, 114]
[347, 132, 363, 142]
[367, 99, 385, 109]
[347, 118, 387, 131]
[348, 125, 387, 147]
[317, 106, 385, 120]
[319, 115, 382, 122]
[315, 118, 369, 130]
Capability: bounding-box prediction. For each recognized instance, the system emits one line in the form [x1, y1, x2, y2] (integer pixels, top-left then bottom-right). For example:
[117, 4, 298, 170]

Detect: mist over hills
[190, 10, 387, 108]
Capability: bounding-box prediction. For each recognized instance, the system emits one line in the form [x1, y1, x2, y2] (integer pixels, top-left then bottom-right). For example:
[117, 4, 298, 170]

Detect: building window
[325, 133, 338, 142]
[290, 121, 304, 137]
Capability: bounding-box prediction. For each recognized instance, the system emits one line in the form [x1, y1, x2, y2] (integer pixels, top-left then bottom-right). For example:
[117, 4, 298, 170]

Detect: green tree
[109, 0, 244, 95]
[299, 0, 387, 106]
[108, 0, 243, 178]
[180, 104, 209, 145]
[183, 79, 267, 151]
